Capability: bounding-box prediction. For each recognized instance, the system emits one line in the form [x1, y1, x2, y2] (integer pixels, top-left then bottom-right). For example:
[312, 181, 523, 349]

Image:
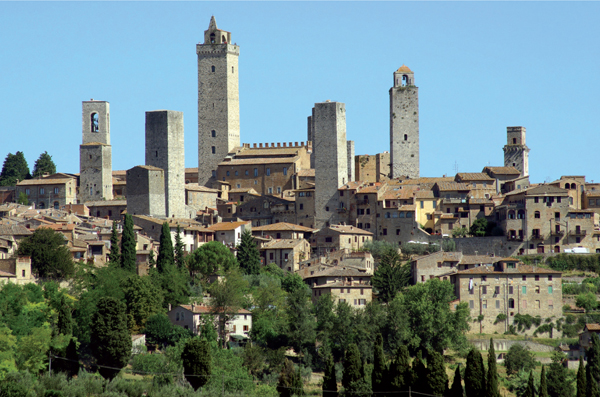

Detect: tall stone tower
[79, 100, 113, 203]
[504, 126, 530, 177]
[126, 165, 166, 218]
[390, 65, 419, 179]
[145, 110, 185, 218]
[197, 16, 240, 186]
[313, 101, 348, 229]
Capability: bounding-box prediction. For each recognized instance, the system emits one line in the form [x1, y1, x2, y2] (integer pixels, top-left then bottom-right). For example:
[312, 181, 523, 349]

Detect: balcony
[506, 235, 523, 241]
[570, 229, 587, 236]
[550, 230, 565, 236]
[530, 234, 544, 240]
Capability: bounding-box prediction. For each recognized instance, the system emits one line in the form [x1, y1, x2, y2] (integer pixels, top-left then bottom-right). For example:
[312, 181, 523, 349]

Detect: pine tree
[174, 225, 185, 269]
[578, 358, 587, 397]
[587, 363, 600, 397]
[486, 339, 500, 397]
[449, 366, 464, 397]
[157, 222, 174, 273]
[523, 371, 535, 397]
[120, 214, 136, 272]
[323, 353, 338, 397]
[464, 348, 485, 397]
[32, 151, 56, 177]
[372, 333, 388, 394]
[389, 345, 412, 392]
[0, 151, 31, 186]
[412, 350, 431, 395]
[428, 350, 449, 396]
[108, 220, 120, 264]
[91, 297, 132, 380]
[182, 337, 211, 390]
[236, 230, 261, 275]
[540, 365, 549, 397]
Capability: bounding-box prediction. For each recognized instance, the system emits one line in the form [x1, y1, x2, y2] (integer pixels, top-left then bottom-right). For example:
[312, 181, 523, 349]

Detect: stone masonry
[79, 100, 113, 203]
[313, 101, 348, 229]
[145, 110, 185, 218]
[347, 141, 355, 182]
[504, 126, 530, 177]
[197, 16, 240, 186]
[390, 66, 419, 179]
[126, 165, 166, 218]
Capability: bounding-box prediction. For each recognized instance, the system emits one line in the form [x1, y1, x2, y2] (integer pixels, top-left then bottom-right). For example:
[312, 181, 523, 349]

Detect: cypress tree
[157, 222, 174, 273]
[590, 334, 600, 385]
[539, 364, 548, 397]
[120, 214, 136, 272]
[174, 225, 185, 269]
[449, 366, 464, 397]
[277, 359, 297, 397]
[587, 364, 600, 397]
[236, 230, 261, 275]
[32, 151, 56, 177]
[108, 220, 120, 264]
[323, 353, 338, 397]
[389, 345, 412, 392]
[56, 295, 73, 336]
[428, 350, 449, 396]
[547, 352, 573, 397]
[524, 370, 535, 397]
[291, 366, 305, 396]
[464, 348, 485, 397]
[372, 333, 388, 394]
[578, 358, 587, 397]
[54, 337, 79, 378]
[182, 337, 211, 390]
[486, 339, 500, 397]
[342, 344, 364, 394]
[412, 350, 431, 395]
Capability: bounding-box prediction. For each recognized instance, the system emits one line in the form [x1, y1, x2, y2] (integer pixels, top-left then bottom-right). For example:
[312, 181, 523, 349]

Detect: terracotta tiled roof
[0, 270, 15, 278]
[185, 184, 218, 193]
[131, 165, 163, 171]
[178, 304, 251, 315]
[84, 200, 127, 207]
[313, 281, 372, 289]
[456, 173, 494, 181]
[456, 264, 561, 275]
[585, 324, 600, 331]
[0, 225, 32, 236]
[262, 239, 308, 250]
[415, 190, 435, 199]
[483, 166, 521, 175]
[297, 169, 315, 177]
[338, 181, 364, 191]
[305, 266, 372, 279]
[228, 188, 260, 194]
[17, 178, 74, 186]
[252, 222, 316, 233]
[327, 224, 373, 235]
[524, 185, 568, 196]
[435, 182, 473, 191]
[206, 221, 251, 231]
[396, 65, 413, 73]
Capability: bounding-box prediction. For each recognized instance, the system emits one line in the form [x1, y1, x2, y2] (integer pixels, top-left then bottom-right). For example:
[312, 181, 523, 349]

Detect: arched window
[211, 65, 215, 72]
[554, 245, 560, 253]
[91, 113, 99, 132]
[508, 210, 515, 219]
[402, 74, 408, 86]
[508, 298, 515, 309]
[399, 212, 405, 218]
[210, 33, 215, 44]
[222, 35, 226, 43]
[385, 212, 391, 218]
[517, 210, 525, 219]
[534, 211, 540, 219]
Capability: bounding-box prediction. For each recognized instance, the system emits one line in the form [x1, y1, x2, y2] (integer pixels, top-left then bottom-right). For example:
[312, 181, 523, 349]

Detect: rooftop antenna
[454, 161, 459, 175]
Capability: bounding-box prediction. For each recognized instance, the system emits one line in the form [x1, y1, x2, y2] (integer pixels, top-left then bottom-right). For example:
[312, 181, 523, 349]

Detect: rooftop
[252, 222, 317, 233]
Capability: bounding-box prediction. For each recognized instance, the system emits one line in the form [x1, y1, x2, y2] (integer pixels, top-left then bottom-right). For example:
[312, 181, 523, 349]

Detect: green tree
[157, 222, 174, 273]
[578, 358, 586, 397]
[32, 151, 56, 177]
[187, 241, 237, 281]
[277, 358, 302, 397]
[144, 313, 177, 349]
[360, 240, 397, 259]
[372, 250, 410, 303]
[281, 272, 306, 294]
[389, 345, 412, 392]
[469, 218, 488, 237]
[540, 364, 549, 397]
[372, 333, 387, 394]
[523, 371, 535, 397]
[576, 292, 597, 313]
[589, 333, 600, 385]
[505, 344, 536, 375]
[17, 227, 75, 279]
[208, 270, 247, 346]
[55, 337, 79, 378]
[323, 353, 338, 397]
[16, 326, 52, 373]
[487, 338, 500, 397]
[120, 214, 136, 272]
[286, 286, 315, 355]
[0, 151, 31, 186]
[91, 297, 132, 380]
[546, 351, 573, 397]
[464, 348, 486, 397]
[342, 344, 366, 395]
[108, 220, 120, 264]
[121, 275, 163, 333]
[428, 350, 449, 396]
[449, 365, 464, 397]
[16, 192, 28, 205]
[152, 265, 190, 309]
[412, 351, 431, 395]
[174, 225, 185, 269]
[236, 230, 261, 275]
[181, 337, 211, 390]
[587, 363, 599, 397]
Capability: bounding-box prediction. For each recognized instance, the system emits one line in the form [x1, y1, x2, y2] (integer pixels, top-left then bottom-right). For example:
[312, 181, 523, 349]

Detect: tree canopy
[120, 214, 136, 272]
[17, 227, 75, 279]
[32, 151, 56, 177]
[187, 241, 237, 281]
[236, 230, 261, 275]
[0, 151, 30, 186]
[372, 250, 411, 303]
[157, 222, 174, 273]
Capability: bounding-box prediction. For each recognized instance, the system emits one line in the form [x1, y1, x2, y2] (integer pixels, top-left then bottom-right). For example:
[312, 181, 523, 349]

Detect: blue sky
[1, 2, 599, 184]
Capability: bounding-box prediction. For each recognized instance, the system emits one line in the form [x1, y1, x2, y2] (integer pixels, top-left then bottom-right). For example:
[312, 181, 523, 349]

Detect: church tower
[390, 65, 419, 179]
[79, 100, 113, 203]
[504, 126, 530, 177]
[197, 16, 240, 186]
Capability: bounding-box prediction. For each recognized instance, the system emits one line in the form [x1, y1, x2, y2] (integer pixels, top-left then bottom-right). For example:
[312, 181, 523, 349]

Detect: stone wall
[126, 166, 165, 218]
[390, 75, 419, 179]
[503, 127, 529, 177]
[355, 155, 377, 182]
[347, 141, 355, 182]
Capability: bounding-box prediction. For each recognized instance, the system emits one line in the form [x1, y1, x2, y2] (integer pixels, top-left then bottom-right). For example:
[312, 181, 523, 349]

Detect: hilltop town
[1, 16, 599, 397]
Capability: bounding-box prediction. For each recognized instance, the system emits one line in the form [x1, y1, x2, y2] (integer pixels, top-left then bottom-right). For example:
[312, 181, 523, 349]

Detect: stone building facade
[79, 100, 113, 203]
[16, 174, 77, 210]
[390, 66, 419, 179]
[197, 16, 240, 186]
[145, 110, 185, 218]
[261, 239, 311, 272]
[313, 101, 348, 229]
[303, 267, 372, 307]
[503, 126, 530, 177]
[126, 166, 166, 218]
[311, 224, 373, 256]
[347, 141, 355, 182]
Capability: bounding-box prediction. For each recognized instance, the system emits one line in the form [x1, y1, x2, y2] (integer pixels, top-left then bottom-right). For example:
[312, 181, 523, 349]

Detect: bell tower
[197, 16, 240, 186]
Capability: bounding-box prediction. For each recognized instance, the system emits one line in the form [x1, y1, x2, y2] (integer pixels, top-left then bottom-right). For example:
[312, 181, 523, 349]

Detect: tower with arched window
[503, 126, 530, 177]
[390, 65, 420, 179]
[79, 100, 113, 203]
[197, 16, 240, 186]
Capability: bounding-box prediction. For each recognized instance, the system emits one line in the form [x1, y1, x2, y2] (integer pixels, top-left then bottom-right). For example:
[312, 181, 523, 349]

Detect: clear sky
[1, 2, 599, 184]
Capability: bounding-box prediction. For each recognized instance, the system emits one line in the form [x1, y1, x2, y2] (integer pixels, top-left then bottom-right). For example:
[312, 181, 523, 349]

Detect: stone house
[0, 256, 33, 285]
[85, 199, 127, 221]
[16, 173, 77, 210]
[548, 176, 586, 210]
[260, 238, 311, 272]
[579, 324, 600, 356]
[167, 304, 252, 341]
[295, 187, 316, 228]
[206, 220, 251, 248]
[454, 173, 496, 195]
[230, 195, 295, 227]
[296, 249, 375, 278]
[185, 184, 219, 211]
[227, 188, 260, 205]
[311, 224, 373, 256]
[449, 259, 562, 336]
[131, 215, 210, 253]
[482, 166, 524, 194]
[251, 222, 316, 240]
[302, 267, 372, 307]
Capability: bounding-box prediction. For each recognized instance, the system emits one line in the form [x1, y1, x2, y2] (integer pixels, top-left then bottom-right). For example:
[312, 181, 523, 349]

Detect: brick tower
[504, 126, 530, 177]
[390, 65, 419, 179]
[79, 100, 113, 203]
[313, 100, 348, 229]
[197, 16, 240, 186]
